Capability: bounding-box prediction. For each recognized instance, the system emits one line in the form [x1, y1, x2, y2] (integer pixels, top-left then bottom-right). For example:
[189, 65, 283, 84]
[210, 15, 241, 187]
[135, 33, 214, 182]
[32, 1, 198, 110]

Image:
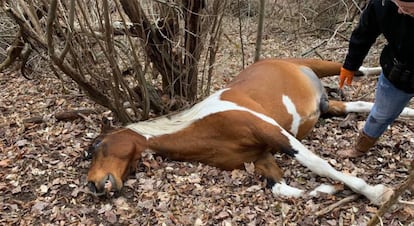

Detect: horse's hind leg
[253, 151, 305, 198]
[254, 119, 391, 205]
[254, 151, 283, 186]
[326, 100, 414, 117]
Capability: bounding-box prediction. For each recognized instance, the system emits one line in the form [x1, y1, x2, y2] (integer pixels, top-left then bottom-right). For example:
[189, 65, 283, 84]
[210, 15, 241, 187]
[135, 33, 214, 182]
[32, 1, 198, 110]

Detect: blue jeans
[363, 72, 414, 138]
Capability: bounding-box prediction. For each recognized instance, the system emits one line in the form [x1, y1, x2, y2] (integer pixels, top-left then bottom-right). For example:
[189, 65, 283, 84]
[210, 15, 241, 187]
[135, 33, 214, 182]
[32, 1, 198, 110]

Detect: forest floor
[1, 16, 414, 226]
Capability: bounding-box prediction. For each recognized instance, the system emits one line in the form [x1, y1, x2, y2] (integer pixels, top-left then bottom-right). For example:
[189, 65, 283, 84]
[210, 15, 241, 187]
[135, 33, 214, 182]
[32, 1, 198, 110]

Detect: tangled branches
[2, 0, 226, 123]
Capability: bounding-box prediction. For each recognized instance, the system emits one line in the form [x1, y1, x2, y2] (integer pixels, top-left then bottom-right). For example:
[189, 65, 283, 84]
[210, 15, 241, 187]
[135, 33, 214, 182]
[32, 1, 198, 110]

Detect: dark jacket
[343, 0, 414, 76]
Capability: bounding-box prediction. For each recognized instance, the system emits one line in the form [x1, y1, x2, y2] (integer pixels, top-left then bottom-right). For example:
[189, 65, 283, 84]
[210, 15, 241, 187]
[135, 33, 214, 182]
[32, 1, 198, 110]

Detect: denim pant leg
[363, 73, 414, 138]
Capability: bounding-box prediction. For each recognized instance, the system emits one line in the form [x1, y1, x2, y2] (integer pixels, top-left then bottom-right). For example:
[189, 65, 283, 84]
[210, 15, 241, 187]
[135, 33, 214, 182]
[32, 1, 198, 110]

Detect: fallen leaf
[0, 159, 11, 167]
[139, 178, 155, 191]
[39, 184, 49, 194]
[244, 162, 255, 174]
[194, 218, 204, 226]
[214, 210, 230, 220]
[246, 185, 261, 192]
[403, 206, 414, 217]
[15, 139, 28, 147]
[11, 186, 21, 194]
[31, 201, 49, 214]
[71, 187, 83, 197]
[105, 211, 117, 224]
[327, 219, 337, 226]
[366, 206, 378, 213]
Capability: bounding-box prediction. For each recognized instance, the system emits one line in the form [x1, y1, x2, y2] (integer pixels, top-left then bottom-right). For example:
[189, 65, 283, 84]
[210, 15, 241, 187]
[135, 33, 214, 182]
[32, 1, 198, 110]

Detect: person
[338, 0, 414, 157]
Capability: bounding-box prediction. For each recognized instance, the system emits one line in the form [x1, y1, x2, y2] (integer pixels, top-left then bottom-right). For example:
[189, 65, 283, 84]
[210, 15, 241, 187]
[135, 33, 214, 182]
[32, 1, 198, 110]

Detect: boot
[338, 130, 378, 158]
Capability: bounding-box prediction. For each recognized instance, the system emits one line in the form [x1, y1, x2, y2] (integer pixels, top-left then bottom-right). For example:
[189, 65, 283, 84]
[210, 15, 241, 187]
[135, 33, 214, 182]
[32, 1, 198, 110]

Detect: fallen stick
[367, 166, 414, 226]
[315, 194, 360, 216]
[398, 199, 414, 205]
[23, 109, 97, 124]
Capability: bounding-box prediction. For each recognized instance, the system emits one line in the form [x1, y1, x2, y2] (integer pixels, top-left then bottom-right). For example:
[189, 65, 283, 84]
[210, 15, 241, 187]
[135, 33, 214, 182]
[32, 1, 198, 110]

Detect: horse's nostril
[105, 174, 116, 192]
[87, 181, 97, 194]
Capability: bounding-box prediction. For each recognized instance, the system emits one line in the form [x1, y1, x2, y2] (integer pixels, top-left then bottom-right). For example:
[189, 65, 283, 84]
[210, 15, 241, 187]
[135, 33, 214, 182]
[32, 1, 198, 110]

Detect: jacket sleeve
[343, 0, 382, 71]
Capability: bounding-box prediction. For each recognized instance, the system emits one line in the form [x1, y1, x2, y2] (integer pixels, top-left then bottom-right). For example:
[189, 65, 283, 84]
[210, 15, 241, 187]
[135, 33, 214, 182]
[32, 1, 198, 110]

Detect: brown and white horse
[86, 58, 414, 205]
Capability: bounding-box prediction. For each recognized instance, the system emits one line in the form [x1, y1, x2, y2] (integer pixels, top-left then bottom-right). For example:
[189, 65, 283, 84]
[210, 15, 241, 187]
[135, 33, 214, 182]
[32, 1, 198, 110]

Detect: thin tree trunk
[183, 0, 204, 100]
[254, 0, 265, 62]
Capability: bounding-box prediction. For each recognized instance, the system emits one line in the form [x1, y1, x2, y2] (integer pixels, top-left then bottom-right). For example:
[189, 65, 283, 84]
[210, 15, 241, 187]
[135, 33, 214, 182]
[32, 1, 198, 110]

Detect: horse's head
[86, 128, 146, 196]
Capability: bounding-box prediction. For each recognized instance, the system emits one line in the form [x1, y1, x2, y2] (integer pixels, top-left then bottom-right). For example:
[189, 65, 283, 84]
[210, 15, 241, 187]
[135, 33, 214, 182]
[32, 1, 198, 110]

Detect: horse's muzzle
[87, 173, 118, 196]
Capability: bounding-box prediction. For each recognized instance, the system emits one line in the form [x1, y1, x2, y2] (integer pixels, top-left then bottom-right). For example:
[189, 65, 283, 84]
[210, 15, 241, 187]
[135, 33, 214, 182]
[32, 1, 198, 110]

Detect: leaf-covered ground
[1, 20, 414, 225]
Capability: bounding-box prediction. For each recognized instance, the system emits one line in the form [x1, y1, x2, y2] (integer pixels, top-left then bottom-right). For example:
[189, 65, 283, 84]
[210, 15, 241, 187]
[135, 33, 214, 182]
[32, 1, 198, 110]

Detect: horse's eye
[84, 139, 102, 160]
[84, 150, 93, 160]
[93, 140, 102, 149]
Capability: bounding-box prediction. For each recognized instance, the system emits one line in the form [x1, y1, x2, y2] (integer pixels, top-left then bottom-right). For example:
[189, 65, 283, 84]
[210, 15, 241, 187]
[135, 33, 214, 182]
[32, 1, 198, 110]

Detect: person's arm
[343, 1, 382, 71]
[339, 0, 382, 88]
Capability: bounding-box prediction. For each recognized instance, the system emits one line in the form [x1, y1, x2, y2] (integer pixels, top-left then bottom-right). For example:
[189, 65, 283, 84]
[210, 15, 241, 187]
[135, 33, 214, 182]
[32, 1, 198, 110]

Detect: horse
[86, 58, 414, 205]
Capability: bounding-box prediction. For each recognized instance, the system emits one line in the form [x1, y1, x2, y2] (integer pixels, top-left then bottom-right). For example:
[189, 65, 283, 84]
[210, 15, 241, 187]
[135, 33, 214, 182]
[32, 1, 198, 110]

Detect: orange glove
[339, 67, 355, 89]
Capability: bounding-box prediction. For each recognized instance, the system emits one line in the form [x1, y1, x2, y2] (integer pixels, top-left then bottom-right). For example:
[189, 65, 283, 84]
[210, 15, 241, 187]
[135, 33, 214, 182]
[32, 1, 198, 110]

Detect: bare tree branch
[367, 166, 414, 226]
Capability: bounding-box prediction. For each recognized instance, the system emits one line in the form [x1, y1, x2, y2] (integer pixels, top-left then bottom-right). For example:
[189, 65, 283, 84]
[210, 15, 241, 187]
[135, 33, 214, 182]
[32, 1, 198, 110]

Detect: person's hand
[339, 67, 355, 88]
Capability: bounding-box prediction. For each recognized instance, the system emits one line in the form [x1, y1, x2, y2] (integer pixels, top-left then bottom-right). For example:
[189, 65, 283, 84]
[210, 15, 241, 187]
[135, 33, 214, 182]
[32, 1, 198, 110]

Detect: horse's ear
[101, 117, 113, 133]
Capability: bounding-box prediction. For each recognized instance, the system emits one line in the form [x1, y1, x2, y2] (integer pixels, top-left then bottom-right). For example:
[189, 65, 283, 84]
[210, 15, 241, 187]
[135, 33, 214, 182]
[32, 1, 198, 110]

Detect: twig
[301, 40, 327, 57]
[17, 0, 43, 36]
[113, 0, 150, 119]
[367, 167, 414, 226]
[58, 0, 75, 63]
[102, 0, 132, 123]
[23, 109, 97, 124]
[398, 199, 414, 205]
[315, 194, 360, 216]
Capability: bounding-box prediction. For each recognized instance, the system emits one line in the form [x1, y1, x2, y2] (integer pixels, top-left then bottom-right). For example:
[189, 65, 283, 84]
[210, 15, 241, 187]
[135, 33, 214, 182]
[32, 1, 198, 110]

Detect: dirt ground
[1, 15, 414, 226]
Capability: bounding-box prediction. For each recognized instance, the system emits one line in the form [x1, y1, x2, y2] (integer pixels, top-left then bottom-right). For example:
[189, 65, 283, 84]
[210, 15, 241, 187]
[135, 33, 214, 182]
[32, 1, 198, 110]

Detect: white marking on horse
[358, 66, 382, 76]
[127, 89, 231, 138]
[344, 101, 374, 113]
[282, 95, 301, 136]
[127, 88, 281, 138]
[345, 101, 414, 117]
[273, 183, 339, 198]
[272, 181, 304, 197]
[127, 86, 391, 205]
[280, 129, 390, 205]
[309, 184, 339, 196]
